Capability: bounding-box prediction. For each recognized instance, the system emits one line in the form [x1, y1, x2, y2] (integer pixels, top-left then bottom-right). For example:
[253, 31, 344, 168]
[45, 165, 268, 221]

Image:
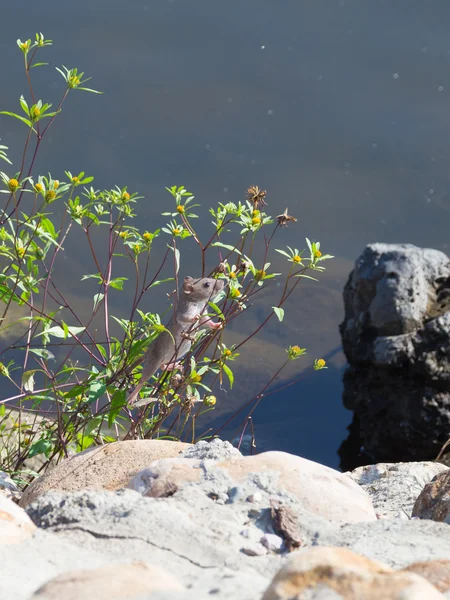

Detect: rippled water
[2, 1, 450, 468]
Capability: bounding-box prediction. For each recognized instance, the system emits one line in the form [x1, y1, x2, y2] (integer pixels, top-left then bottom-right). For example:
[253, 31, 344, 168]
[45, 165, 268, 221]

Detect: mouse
[127, 275, 225, 405]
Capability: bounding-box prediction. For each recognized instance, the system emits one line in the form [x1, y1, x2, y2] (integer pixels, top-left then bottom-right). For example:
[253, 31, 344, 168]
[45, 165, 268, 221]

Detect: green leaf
[208, 301, 224, 318]
[110, 277, 127, 290]
[30, 62, 49, 69]
[222, 363, 234, 389]
[22, 370, 36, 392]
[294, 274, 319, 282]
[76, 433, 95, 451]
[93, 293, 104, 310]
[149, 277, 174, 288]
[108, 389, 126, 427]
[28, 438, 53, 458]
[0, 111, 33, 128]
[274, 249, 291, 258]
[29, 348, 55, 361]
[0, 404, 5, 417]
[77, 87, 103, 94]
[61, 321, 70, 339]
[19, 95, 29, 116]
[88, 381, 106, 404]
[211, 242, 242, 255]
[272, 307, 284, 322]
[35, 325, 85, 339]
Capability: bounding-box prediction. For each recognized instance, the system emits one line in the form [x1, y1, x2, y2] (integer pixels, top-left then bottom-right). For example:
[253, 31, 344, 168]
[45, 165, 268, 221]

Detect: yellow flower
[176, 205, 185, 214]
[53, 180, 60, 189]
[314, 249, 322, 258]
[68, 75, 81, 88]
[314, 358, 327, 370]
[229, 288, 241, 299]
[71, 176, 79, 184]
[133, 243, 142, 253]
[255, 269, 266, 281]
[190, 371, 202, 383]
[251, 216, 261, 225]
[0, 362, 9, 376]
[172, 227, 181, 236]
[8, 178, 19, 192]
[204, 395, 216, 407]
[122, 192, 130, 201]
[287, 345, 306, 360]
[143, 232, 152, 241]
[229, 272, 237, 280]
[20, 42, 28, 51]
[31, 106, 41, 119]
[119, 231, 129, 239]
[17, 246, 26, 259]
[45, 190, 56, 202]
[34, 182, 44, 192]
[252, 209, 260, 218]
[224, 349, 232, 357]
[292, 255, 302, 264]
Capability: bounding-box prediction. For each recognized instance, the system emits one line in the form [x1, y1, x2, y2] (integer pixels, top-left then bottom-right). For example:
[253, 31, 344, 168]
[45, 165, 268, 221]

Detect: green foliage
[0, 33, 333, 488]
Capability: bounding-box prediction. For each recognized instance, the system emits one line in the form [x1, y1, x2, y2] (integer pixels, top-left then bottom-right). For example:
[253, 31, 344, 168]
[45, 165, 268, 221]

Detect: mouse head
[182, 276, 225, 301]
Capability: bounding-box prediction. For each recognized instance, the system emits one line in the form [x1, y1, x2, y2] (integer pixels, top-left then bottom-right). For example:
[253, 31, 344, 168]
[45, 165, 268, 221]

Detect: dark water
[2, 1, 450, 469]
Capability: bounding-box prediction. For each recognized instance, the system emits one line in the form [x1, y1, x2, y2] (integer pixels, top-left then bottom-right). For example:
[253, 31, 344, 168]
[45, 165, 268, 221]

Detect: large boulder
[347, 461, 449, 519]
[262, 547, 446, 600]
[30, 562, 185, 600]
[20, 439, 190, 507]
[339, 243, 450, 464]
[0, 495, 35, 544]
[127, 451, 377, 523]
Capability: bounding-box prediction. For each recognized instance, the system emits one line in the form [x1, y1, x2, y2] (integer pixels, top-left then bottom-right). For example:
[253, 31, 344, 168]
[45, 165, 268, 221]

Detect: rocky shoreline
[2, 438, 450, 599]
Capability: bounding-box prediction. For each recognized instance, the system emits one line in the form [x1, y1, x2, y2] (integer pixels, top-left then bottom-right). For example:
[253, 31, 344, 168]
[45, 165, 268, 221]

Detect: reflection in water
[2, 1, 450, 468]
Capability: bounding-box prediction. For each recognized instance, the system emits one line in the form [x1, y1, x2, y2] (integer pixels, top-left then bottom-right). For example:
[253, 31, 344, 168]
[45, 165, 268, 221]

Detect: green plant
[0, 34, 333, 487]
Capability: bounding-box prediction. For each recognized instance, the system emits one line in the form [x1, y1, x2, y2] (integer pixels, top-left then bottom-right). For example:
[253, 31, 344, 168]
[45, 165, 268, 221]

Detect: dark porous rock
[412, 469, 450, 523]
[340, 243, 450, 464]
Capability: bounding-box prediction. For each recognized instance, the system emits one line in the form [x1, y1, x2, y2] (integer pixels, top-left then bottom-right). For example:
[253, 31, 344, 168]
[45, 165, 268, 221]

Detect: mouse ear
[182, 276, 194, 294]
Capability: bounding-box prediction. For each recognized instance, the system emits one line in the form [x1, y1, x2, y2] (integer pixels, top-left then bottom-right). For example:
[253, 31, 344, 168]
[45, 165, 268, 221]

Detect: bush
[0, 34, 333, 487]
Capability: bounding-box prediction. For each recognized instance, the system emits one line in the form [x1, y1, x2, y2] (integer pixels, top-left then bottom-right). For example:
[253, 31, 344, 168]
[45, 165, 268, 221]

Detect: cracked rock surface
[3, 440, 450, 599]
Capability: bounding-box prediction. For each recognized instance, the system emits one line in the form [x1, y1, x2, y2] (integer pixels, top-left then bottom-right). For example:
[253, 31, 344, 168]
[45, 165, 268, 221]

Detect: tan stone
[403, 559, 450, 594]
[31, 562, 185, 599]
[262, 547, 445, 600]
[128, 451, 377, 523]
[412, 469, 450, 523]
[0, 494, 36, 544]
[20, 439, 190, 507]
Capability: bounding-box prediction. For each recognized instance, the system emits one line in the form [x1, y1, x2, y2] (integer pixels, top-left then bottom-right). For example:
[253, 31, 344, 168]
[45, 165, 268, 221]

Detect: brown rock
[262, 547, 445, 600]
[31, 562, 185, 599]
[20, 440, 190, 508]
[128, 451, 377, 523]
[403, 560, 450, 594]
[0, 495, 36, 544]
[412, 469, 450, 523]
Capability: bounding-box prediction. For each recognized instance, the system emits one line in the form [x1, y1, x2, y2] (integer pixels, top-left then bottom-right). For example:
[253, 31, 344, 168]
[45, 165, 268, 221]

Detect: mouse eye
[203, 282, 210, 288]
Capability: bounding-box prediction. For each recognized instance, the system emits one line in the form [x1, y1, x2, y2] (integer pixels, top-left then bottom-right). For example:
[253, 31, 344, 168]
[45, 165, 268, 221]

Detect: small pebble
[261, 533, 284, 552]
[241, 544, 268, 557]
[247, 491, 262, 503]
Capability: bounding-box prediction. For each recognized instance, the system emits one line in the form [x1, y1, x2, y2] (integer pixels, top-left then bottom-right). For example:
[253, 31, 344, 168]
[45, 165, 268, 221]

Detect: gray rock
[340, 243, 450, 463]
[26, 487, 282, 600]
[320, 518, 450, 569]
[181, 438, 242, 460]
[347, 461, 449, 519]
[0, 529, 115, 600]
